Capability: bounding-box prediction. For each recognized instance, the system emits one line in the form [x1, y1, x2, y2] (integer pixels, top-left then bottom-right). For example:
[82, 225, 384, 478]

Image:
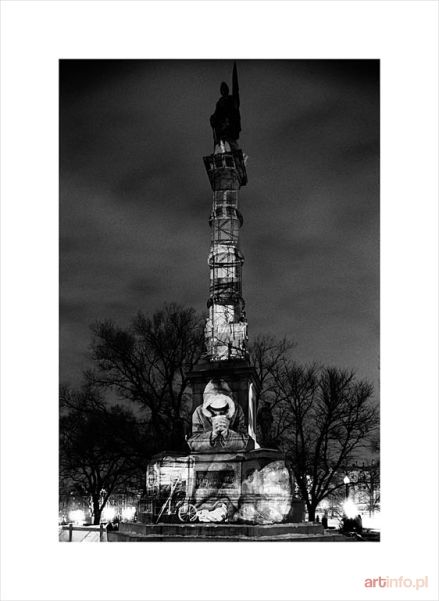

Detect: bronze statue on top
[210, 62, 241, 151]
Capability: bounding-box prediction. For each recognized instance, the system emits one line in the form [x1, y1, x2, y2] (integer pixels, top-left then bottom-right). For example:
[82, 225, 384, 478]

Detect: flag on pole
[232, 61, 240, 109]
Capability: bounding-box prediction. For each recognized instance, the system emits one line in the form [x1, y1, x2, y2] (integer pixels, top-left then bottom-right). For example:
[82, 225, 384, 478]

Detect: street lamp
[343, 475, 350, 500]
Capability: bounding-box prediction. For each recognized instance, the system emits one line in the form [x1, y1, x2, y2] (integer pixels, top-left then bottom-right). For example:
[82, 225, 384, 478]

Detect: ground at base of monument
[107, 521, 359, 542]
[108, 531, 354, 542]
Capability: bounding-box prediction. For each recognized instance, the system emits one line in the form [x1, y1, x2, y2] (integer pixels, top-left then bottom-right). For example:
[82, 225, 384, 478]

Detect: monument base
[108, 521, 330, 542]
[140, 449, 304, 525]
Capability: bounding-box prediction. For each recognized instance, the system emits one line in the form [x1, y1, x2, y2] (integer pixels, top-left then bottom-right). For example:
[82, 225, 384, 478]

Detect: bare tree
[88, 303, 205, 452]
[355, 435, 381, 515]
[351, 461, 380, 516]
[269, 364, 379, 521]
[59, 386, 142, 524]
[249, 335, 295, 446]
[250, 334, 295, 401]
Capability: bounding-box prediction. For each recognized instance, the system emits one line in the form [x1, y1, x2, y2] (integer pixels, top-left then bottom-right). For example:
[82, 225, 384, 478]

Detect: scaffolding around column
[203, 149, 248, 361]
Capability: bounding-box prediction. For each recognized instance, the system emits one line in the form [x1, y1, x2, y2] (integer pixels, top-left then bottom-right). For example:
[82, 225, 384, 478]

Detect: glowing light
[121, 506, 136, 521]
[102, 505, 116, 522]
[342, 498, 358, 519]
[68, 509, 85, 524]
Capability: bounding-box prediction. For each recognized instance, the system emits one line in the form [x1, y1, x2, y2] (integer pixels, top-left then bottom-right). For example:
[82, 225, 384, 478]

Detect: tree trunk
[287, 465, 295, 494]
[170, 417, 188, 453]
[92, 497, 102, 525]
[307, 503, 317, 522]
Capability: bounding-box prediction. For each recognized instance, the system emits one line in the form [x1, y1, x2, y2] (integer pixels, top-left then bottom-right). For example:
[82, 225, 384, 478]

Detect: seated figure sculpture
[187, 379, 251, 452]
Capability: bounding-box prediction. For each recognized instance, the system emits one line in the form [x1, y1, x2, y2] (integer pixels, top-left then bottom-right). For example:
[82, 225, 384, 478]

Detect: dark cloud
[60, 59, 379, 397]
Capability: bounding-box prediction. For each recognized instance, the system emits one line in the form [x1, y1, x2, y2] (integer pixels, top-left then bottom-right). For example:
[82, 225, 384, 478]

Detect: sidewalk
[59, 525, 108, 542]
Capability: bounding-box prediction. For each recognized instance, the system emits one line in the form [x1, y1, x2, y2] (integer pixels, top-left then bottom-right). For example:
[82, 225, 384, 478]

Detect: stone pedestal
[139, 449, 296, 525]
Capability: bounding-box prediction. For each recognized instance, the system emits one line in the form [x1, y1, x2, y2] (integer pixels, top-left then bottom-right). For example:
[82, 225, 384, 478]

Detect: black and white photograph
[1, 2, 438, 601]
[59, 59, 380, 542]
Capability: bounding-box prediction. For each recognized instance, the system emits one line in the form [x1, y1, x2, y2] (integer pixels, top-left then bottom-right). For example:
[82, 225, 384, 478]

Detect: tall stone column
[203, 149, 248, 361]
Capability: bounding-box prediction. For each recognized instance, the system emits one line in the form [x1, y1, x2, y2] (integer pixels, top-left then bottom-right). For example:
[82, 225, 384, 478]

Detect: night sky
[60, 60, 379, 397]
